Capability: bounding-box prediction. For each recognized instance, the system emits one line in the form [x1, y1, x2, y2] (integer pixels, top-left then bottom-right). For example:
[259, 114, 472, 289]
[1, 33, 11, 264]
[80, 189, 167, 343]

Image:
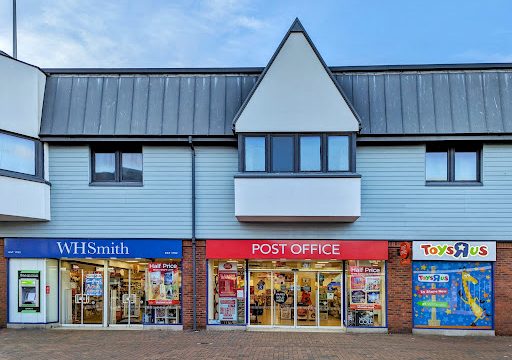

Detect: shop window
[426, 145, 481, 184]
[208, 260, 246, 325]
[0, 130, 44, 180]
[91, 146, 143, 185]
[241, 134, 354, 173]
[412, 261, 493, 330]
[61, 259, 181, 326]
[345, 260, 386, 327]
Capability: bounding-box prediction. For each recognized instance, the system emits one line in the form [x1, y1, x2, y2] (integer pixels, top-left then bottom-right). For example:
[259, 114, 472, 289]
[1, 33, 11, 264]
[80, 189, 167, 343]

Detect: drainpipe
[188, 136, 197, 331]
[13, 0, 17, 58]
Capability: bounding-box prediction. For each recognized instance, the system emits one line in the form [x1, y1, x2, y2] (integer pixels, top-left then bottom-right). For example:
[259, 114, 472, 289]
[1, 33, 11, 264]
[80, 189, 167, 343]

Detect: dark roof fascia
[0, 51, 48, 75]
[43, 67, 264, 75]
[331, 63, 512, 73]
[357, 133, 512, 143]
[231, 18, 363, 132]
[41, 63, 512, 77]
[39, 135, 237, 144]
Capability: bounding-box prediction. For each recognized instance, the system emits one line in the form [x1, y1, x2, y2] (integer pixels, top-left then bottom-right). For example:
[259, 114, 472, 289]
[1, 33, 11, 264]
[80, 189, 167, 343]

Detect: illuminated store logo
[418, 274, 449, 283]
[56, 241, 130, 256]
[251, 243, 340, 256]
[419, 242, 488, 259]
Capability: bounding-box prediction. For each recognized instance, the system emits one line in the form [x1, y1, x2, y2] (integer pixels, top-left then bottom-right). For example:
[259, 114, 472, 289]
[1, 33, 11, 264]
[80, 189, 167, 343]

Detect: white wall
[0, 176, 50, 221]
[234, 177, 361, 222]
[235, 33, 359, 133]
[0, 56, 46, 138]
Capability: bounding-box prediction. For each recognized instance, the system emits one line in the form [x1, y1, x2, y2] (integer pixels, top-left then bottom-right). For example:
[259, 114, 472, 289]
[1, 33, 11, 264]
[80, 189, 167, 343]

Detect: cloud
[1, 0, 279, 68]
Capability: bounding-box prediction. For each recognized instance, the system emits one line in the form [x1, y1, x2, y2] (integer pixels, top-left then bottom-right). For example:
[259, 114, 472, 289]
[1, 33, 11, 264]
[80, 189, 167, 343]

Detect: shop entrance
[249, 264, 342, 328]
[61, 261, 104, 325]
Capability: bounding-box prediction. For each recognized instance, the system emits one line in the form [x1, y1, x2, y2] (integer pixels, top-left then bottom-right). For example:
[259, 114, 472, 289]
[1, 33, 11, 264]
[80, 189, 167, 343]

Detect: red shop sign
[206, 240, 388, 260]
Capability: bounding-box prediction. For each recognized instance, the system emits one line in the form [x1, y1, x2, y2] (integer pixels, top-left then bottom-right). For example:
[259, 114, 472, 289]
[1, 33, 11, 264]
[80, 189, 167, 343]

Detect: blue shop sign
[4, 238, 182, 259]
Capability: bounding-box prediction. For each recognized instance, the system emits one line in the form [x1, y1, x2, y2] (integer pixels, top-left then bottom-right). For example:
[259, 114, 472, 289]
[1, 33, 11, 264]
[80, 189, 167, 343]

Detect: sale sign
[206, 240, 388, 260]
[218, 272, 237, 297]
[219, 298, 237, 321]
[147, 262, 180, 305]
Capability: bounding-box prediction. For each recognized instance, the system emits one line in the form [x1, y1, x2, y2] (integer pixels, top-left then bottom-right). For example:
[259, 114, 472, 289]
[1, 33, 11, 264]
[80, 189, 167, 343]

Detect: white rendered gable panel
[235, 33, 359, 133]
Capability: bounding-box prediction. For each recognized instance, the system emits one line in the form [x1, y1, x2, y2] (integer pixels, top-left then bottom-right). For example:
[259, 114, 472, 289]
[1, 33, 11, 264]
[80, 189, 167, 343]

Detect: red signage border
[206, 240, 388, 260]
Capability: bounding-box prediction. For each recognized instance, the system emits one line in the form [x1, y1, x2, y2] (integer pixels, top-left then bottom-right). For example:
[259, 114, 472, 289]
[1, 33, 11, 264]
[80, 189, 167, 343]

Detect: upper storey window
[426, 145, 481, 184]
[91, 146, 143, 185]
[242, 134, 353, 173]
[0, 130, 43, 180]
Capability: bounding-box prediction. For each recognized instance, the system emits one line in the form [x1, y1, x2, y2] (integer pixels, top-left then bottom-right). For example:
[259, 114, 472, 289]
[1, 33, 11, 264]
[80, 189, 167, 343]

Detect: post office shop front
[206, 240, 388, 331]
[4, 238, 183, 328]
[412, 241, 496, 336]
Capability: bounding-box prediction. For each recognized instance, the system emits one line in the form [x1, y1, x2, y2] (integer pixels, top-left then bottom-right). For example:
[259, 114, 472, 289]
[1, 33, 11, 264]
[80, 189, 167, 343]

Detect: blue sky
[0, 0, 511, 68]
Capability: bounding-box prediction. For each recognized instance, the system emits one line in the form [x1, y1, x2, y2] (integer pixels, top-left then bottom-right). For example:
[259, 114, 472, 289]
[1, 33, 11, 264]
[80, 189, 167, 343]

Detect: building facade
[1, 19, 512, 335]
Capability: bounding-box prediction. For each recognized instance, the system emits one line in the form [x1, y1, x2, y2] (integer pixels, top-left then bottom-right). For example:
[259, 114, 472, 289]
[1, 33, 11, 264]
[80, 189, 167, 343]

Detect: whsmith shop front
[206, 240, 389, 332]
[4, 238, 183, 329]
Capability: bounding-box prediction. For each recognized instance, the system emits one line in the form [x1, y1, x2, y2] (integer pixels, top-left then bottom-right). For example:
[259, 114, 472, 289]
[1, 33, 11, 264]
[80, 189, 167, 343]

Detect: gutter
[188, 136, 197, 331]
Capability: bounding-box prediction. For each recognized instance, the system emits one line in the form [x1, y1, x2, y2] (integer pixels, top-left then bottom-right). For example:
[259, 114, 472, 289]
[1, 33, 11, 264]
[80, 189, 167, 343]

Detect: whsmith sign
[4, 238, 182, 259]
[412, 241, 496, 262]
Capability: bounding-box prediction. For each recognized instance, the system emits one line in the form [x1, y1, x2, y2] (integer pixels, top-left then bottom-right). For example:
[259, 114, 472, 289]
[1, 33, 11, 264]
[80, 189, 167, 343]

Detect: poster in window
[218, 272, 237, 298]
[350, 276, 365, 290]
[351, 290, 366, 304]
[85, 273, 103, 296]
[365, 277, 381, 291]
[412, 261, 493, 330]
[147, 262, 181, 305]
[219, 298, 237, 321]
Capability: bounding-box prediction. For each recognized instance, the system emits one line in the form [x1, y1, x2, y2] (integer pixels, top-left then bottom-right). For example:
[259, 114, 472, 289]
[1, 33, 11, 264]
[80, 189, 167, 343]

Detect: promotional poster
[147, 262, 180, 305]
[84, 273, 103, 296]
[219, 298, 237, 321]
[413, 261, 493, 329]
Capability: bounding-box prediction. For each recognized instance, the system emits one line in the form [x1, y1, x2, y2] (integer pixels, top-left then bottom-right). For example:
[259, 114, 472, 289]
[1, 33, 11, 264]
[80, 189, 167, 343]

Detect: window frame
[90, 146, 143, 186]
[0, 129, 45, 183]
[425, 144, 482, 186]
[239, 133, 356, 174]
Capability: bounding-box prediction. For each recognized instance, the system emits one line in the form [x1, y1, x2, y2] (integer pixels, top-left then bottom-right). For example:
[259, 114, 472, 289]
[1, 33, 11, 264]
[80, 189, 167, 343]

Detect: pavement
[0, 329, 511, 360]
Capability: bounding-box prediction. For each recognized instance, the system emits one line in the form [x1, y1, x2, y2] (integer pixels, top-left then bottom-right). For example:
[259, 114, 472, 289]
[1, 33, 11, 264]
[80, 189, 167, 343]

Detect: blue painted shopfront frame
[4, 238, 182, 259]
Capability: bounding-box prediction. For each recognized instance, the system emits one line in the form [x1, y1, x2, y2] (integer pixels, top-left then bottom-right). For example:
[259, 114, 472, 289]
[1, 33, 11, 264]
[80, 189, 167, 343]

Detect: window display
[413, 261, 493, 329]
[345, 260, 386, 327]
[208, 260, 246, 325]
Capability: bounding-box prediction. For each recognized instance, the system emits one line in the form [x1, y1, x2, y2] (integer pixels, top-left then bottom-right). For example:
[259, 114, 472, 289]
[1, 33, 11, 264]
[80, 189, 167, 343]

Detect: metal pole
[12, 0, 17, 58]
[188, 136, 197, 331]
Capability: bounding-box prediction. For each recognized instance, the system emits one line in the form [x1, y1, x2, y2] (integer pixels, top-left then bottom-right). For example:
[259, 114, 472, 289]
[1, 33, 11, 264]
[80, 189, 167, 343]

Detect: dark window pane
[455, 151, 477, 181]
[94, 152, 115, 181]
[300, 136, 321, 171]
[271, 136, 294, 172]
[426, 152, 448, 181]
[244, 137, 266, 171]
[122, 152, 143, 182]
[328, 136, 349, 171]
[0, 133, 36, 175]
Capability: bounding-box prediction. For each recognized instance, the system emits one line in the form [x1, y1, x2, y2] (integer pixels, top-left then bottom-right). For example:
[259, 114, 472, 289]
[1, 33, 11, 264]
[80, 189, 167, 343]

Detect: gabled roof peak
[289, 18, 305, 33]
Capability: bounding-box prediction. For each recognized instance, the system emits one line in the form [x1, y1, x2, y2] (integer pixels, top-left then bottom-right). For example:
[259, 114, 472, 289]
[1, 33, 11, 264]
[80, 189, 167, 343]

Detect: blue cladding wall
[1, 144, 512, 240]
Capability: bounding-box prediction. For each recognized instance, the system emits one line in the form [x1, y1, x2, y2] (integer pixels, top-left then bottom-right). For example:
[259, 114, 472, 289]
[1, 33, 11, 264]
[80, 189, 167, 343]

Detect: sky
[0, 0, 511, 69]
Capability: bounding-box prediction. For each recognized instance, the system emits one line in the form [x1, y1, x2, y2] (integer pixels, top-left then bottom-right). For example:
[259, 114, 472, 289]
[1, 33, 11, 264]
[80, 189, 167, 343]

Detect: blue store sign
[4, 238, 182, 259]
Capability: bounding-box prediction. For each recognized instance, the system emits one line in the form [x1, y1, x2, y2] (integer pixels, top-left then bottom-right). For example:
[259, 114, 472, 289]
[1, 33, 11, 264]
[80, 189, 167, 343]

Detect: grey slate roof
[40, 68, 512, 137]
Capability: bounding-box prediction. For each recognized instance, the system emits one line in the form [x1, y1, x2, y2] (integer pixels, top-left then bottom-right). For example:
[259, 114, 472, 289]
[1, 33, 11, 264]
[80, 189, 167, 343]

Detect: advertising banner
[84, 273, 103, 296]
[413, 261, 493, 329]
[147, 262, 180, 305]
[4, 238, 183, 259]
[219, 298, 237, 321]
[218, 272, 237, 298]
[412, 241, 496, 262]
[206, 240, 388, 260]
